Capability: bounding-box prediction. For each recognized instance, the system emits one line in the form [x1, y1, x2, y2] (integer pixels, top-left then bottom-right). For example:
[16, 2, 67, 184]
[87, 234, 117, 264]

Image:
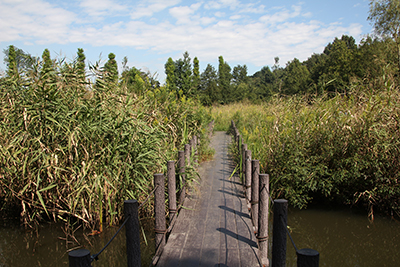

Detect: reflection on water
[1, 208, 399, 267]
[286, 207, 400, 267]
[0, 218, 155, 267]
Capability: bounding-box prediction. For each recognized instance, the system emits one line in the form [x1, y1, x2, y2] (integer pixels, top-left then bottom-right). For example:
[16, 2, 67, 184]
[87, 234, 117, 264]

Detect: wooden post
[237, 133, 241, 154]
[69, 249, 91, 267]
[297, 248, 319, 267]
[184, 144, 190, 167]
[245, 149, 252, 207]
[167, 161, 177, 223]
[124, 199, 141, 267]
[272, 199, 288, 267]
[193, 135, 198, 165]
[258, 174, 270, 267]
[251, 159, 260, 233]
[241, 143, 247, 182]
[154, 173, 166, 254]
[178, 150, 185, 204]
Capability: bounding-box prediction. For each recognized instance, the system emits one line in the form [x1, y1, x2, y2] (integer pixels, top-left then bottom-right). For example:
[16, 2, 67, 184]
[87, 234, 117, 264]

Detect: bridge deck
[157, 131, 261, 267]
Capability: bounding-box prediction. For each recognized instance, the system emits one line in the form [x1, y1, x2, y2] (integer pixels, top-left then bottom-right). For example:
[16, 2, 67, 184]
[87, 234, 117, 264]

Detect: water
[0, 218, 155, 267]
[285, 207, 400, 267]
[1, 208, 399, 266]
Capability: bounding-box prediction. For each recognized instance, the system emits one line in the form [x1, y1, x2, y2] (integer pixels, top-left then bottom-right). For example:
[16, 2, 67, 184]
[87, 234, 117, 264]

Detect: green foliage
[212, 78, 400, 218]
[0, 48, 212, 230]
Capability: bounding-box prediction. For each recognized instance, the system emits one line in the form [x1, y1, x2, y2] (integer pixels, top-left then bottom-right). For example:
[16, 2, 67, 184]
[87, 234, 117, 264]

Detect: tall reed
[0, 56, 212, 229]
[213, 78, 400, 218]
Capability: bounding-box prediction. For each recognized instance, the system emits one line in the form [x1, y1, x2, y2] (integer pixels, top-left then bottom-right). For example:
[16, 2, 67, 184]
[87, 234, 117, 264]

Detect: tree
[200, 64, 219, 105]
[218, 56, 232, 103]
[282, 58, 311, 95]
[165, 57, 177, 93]
[174, 51, 192, 98]
[368, 0, 400, 70]
[192, 57, 200, 94]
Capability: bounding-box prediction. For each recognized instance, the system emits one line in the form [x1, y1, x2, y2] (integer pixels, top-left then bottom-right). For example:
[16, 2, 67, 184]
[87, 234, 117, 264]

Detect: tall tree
[193, 57, 200, 94]
[368, 0, 400, 71]
[174, 51, 192, 98]
[218, 56, 232, 104]
[165, 57, 177, 93]
[282, 58, 311, 95]
[200, 64, 219, 105]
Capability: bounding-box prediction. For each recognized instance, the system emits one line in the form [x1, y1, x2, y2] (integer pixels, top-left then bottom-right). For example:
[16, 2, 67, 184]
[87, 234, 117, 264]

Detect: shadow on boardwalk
[157, 131, 261, 267]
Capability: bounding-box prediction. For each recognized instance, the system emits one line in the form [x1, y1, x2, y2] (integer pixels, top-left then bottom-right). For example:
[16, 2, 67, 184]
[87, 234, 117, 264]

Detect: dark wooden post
[242, 143, 247, 182]
[178, 151, 185, 204]
[167, 161, 177, 223]
[272, 199, 288, 267]
[154, 173, 166, 254]
[237, 133, 241, 154]
[124, 199, 141, 267]
[245, 149, 252, 207]
[258, 174, 270, 267]
[251, 159, 260, 233]
[69, 249, 91, 267]
[297, 248, 319, 267]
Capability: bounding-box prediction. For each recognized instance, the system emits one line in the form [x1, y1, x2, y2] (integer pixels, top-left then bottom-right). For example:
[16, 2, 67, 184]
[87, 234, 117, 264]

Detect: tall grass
[0, 57, 212, 230]
[213, 78, 400, 218]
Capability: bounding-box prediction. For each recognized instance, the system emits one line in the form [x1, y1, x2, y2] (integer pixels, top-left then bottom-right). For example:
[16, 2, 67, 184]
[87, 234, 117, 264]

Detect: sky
[0, 0, 373, 82]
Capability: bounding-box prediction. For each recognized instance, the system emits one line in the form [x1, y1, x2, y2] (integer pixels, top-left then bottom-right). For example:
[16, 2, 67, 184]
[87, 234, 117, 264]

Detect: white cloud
[80, 0, 127, 17]
[0, 0, 368, 75]
[130, 0, 181, 19]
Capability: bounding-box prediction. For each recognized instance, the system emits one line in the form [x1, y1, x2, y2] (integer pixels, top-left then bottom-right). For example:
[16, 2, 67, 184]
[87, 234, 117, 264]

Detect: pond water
[0, 218, 155, 267]
[285, 207, 400, 267]
[0, 208, 399, 266]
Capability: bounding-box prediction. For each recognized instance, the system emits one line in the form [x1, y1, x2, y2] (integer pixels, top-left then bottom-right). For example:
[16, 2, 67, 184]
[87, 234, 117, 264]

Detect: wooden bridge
[156, 131, 262, 266]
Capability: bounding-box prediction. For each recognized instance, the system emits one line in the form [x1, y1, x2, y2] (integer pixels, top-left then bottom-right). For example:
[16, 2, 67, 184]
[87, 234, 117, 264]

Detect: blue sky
[0, 0, 372, 82]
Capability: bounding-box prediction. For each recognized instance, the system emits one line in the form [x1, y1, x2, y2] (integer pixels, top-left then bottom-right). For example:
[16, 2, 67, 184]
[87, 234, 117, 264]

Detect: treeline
[164, 35, 399, 105]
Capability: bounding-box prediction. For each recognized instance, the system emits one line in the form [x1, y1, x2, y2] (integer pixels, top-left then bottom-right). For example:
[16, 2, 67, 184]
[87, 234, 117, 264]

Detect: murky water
[285, 207, 400, 267]
[0, 218, 155, 267]
[1, 208, 399, 267]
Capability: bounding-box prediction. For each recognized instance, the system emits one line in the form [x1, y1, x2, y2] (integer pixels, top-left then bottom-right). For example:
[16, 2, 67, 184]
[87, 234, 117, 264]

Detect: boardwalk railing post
[167, 161, 177, 223]
[184, 143, 190, 167]
[245, 149, 252, 208]
[242, 143, 247, 182]
[124, 199, 141, 267]
[251, 159, 260, 233]
[178, 150, 185, 204]
[194, 135, 198, 165]
[297, 248, 319, 267]
[258, 174, 270, 267]
[68, 249, 91, 267]
[272, 199, 288, 267]
[154, 173, 166, 255]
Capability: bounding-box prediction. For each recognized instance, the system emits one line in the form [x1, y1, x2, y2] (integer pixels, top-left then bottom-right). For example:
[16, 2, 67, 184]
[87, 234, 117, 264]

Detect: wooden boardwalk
[157, 131, 261, 267]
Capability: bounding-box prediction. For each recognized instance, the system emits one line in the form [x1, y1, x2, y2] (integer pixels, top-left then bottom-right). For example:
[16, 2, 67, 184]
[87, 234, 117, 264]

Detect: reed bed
[212, 80, 400, 218]
[0, 58, 212, 230]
